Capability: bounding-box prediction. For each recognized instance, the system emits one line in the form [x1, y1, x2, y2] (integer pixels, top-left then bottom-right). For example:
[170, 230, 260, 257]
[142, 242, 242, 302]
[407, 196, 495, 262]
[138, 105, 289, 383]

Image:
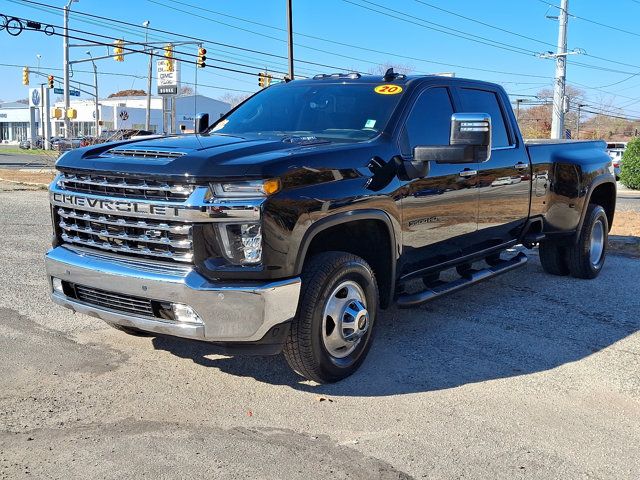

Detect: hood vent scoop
[102, 148, 187, 160]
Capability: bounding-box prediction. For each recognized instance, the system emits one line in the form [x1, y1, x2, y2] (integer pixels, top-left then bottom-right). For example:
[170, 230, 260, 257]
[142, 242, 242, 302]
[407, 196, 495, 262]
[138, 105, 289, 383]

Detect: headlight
[208, 179, 280, 266]
[210, 178, 280, 198]
[217, 223, 263, 265]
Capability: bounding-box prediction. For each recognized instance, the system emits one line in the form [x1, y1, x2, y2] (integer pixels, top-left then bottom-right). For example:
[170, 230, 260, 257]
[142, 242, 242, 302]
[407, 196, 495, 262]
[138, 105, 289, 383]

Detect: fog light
[52, 277, 64, 294]
[171, 303, 203, 324]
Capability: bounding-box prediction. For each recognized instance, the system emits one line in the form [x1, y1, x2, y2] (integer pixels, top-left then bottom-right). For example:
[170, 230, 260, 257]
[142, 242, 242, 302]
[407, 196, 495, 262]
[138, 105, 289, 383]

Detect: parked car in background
[606, 142, 627, 180]
[18, 137, 44, 150]
[54, 137, 83, 152]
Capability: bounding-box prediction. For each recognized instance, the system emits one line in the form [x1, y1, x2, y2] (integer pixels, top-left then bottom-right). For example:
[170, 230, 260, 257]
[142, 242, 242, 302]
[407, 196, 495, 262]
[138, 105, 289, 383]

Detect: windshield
[208, 82, 405, 142]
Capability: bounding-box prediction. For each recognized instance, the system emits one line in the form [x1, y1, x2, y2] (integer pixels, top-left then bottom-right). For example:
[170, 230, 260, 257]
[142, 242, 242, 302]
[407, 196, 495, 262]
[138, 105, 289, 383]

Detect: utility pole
[286, 0, 294, 80]
[550, 0, 569, 140]
[63, 0, 75, 140]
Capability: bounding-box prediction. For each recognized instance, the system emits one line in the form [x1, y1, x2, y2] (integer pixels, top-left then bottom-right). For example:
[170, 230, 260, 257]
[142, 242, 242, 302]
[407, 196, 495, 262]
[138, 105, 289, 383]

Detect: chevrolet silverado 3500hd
[46, 71, 616, 383]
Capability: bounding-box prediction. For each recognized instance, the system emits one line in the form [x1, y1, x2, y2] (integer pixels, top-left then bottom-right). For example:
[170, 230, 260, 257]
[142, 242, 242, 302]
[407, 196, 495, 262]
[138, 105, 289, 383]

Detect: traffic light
[164, 44, 174, 72]
[22, 66, 29, 86]
[197, 47, 206, 68]
[47, 75, 54, 89]
[258, 72, 272, 88]
[113, 39, 124, 62]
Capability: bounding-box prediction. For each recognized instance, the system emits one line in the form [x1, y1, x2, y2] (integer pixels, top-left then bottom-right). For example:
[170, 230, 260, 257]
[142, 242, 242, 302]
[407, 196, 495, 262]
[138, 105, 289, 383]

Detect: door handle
[459, 169, 478, 177]
[514, 162, 529, 170]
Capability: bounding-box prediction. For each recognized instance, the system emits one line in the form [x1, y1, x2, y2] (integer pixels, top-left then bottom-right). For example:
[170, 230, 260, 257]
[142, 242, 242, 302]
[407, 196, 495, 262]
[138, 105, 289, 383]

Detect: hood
[55, 133, 367, 180]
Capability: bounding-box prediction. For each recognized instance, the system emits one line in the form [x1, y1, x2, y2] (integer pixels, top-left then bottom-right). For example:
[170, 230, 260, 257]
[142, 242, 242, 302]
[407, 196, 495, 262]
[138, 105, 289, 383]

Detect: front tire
[283, 252, 379, 383]
[566, 203, 608, 279]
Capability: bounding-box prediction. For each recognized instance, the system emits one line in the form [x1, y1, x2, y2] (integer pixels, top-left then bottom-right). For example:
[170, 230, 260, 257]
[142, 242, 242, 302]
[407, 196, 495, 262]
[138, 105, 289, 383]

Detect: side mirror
[195, 112, 209, 134]
[413, 113, 492, 164]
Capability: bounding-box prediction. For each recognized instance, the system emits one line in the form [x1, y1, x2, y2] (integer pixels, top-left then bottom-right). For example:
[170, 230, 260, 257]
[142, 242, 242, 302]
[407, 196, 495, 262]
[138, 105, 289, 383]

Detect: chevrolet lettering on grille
[51, 192, 180, 218]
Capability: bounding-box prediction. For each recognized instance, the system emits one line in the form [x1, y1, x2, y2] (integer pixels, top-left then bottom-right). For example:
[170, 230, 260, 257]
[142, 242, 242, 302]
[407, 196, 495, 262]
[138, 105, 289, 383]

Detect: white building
[0, 101, 34, 143]
[0, 94, 230, 143]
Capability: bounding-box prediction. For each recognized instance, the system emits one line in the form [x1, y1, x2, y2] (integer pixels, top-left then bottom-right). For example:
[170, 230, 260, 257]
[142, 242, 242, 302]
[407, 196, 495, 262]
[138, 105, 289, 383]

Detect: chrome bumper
[45, 246, 301, 343]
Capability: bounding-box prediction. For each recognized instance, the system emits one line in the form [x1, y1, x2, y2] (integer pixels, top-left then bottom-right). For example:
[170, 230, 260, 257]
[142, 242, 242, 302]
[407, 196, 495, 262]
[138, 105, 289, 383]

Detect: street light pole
[86, 52, 99, 138]
[143, 21, 152, 132]
[286, 0, 294, 80]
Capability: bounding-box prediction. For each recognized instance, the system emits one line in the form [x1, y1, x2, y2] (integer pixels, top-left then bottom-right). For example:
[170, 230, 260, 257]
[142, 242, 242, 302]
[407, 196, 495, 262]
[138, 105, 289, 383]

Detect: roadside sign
[156, 59, 180, 95]
[53, 88, 80, 97]
[29, 88, 41, 107]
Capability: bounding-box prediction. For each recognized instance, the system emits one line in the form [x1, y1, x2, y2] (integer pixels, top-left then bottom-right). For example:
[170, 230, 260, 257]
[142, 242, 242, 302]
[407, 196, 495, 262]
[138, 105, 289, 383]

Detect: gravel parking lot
[0, 188, 638, 479]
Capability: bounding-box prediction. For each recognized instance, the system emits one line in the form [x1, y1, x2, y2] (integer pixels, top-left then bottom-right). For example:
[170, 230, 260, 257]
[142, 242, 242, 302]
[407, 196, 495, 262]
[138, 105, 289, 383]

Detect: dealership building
[0, 94, 230, 143]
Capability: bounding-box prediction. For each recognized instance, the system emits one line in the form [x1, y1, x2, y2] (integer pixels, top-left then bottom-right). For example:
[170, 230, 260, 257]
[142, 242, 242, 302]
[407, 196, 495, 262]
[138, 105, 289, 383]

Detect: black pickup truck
[46, 71, 616, 383]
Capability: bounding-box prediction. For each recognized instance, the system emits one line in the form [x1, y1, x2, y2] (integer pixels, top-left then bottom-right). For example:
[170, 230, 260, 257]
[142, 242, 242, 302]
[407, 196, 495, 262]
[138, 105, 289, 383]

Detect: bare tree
[367, 62, 414, 75]
[218, 92, 252, 109]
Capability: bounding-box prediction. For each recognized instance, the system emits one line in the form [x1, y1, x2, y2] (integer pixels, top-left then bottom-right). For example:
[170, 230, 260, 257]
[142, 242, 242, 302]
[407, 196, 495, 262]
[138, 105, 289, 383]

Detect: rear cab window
[457, 87, 512, 148]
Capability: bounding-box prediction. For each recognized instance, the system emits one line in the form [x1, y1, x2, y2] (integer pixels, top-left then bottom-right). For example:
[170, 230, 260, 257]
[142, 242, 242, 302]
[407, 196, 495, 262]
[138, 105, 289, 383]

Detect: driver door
[399, 86, 479, 276]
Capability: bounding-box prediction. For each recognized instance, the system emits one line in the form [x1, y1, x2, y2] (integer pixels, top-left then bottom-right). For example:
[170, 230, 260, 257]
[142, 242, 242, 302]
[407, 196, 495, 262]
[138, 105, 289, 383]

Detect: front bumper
[45, 246, 301, 344]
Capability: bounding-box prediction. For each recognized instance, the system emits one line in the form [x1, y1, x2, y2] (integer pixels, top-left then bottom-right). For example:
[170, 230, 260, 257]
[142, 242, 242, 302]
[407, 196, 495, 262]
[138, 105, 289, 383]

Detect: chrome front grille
[57, 173, 195, 201]
[57, 207, 193, 263]
[74, 284, 155, 317]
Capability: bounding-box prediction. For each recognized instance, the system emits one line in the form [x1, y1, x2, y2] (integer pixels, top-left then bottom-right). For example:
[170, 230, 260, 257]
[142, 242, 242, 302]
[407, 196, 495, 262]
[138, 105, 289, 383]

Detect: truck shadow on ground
[151, 256, 639, 397]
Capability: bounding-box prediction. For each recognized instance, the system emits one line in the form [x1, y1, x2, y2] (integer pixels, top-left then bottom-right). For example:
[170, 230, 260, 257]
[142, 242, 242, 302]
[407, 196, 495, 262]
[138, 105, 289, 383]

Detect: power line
[11, 0, 351, 73]
[343, 0, 539, 57]
[0, 62, 254, 93]
[413, 0, 558, 50]
[149, 0, 555, 80]
[3, 14, 275, 80]
[537, 0, 640, 39]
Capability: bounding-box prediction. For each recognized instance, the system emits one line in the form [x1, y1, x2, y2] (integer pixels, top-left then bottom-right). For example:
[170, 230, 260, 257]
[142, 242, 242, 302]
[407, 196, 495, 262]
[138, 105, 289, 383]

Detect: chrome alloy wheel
[322, 280, 369, 359]
[590, 218, 605, 266]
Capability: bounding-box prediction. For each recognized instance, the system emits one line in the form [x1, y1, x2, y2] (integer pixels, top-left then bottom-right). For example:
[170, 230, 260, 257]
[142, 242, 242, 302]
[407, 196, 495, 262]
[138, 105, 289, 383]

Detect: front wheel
[283, 252, 379, 383]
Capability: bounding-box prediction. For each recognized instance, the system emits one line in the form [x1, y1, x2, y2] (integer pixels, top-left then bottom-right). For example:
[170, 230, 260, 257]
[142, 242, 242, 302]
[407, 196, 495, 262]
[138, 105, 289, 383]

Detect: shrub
[620, 138, 640, 190]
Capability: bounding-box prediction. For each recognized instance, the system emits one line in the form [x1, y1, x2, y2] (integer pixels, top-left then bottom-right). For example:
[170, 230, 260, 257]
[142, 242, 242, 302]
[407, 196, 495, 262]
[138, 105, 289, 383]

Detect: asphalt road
[0, 189, 638, 479]
[616, 182, 640, 211]
[0, 148, 58, 169]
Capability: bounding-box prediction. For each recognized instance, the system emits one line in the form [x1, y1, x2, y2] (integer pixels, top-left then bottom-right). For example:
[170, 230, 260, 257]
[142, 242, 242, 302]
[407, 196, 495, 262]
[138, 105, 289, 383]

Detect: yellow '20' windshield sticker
[374, 85, 403, 95]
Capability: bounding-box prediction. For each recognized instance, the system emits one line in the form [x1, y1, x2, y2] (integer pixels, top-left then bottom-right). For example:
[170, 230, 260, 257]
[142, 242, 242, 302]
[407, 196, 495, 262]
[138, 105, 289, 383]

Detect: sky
[1, 0, 640, 119]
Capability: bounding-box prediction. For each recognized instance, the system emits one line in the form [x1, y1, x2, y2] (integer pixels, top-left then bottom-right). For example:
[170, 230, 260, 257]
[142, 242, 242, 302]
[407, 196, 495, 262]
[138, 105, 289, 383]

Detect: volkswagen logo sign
[119, 110, 129, 121]
[31, 89, 41, 106]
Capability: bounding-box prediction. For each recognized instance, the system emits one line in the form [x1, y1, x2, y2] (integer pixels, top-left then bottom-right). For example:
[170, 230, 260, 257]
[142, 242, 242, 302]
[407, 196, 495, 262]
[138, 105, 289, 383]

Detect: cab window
[400, 87, 454, 156]
[458, 88, 511, 148]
